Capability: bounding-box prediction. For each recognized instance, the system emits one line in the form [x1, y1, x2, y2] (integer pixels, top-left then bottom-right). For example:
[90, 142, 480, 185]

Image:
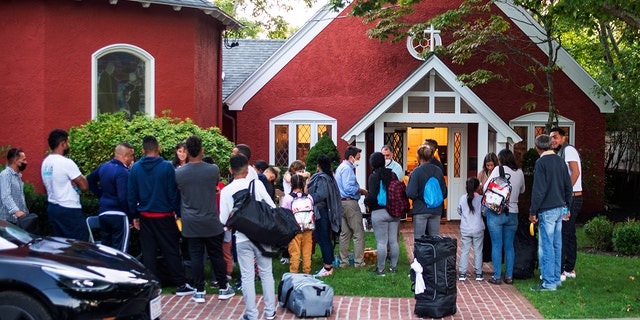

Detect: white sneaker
[560, 273, 567, 282]
[566, 270, 576, 278]
[192, 291, 205, 303]
[315, 267, 334, 277]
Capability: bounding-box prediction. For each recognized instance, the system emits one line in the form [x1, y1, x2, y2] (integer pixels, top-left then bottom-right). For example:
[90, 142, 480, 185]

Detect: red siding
[0, 0, 224, 191]
[236, 1, 605, 211]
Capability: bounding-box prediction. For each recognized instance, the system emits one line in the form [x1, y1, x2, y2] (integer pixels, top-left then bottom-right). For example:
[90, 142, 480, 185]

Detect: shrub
[305, 134, 341, 175]
[612, 219, 640, 255]
[522, 148, 539, 176]
[69, 112, 234, 175]
[583, 216, 614, 251]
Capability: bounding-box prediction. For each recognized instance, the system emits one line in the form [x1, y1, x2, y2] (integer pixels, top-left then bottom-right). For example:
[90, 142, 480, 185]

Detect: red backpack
[386, 173, 410, 218]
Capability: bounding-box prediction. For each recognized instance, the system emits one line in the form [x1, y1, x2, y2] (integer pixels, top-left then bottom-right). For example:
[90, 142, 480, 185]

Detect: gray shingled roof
[127, 0, 242, 29]
[222, 39, 286, 100]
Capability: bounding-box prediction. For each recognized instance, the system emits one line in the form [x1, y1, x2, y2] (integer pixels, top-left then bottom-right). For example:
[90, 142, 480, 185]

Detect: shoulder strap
[249, 238, 283, 258]
[499, 165, 505, 178]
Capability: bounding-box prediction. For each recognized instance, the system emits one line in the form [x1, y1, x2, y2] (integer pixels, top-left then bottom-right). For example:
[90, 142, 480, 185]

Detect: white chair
[86, 215, 130, 252]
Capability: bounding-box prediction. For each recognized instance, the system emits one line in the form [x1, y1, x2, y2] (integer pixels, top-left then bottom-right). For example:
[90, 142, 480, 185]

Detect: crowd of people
[0, 126, 582, 318]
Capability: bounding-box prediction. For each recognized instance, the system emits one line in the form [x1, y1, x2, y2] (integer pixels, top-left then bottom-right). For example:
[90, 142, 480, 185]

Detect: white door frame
[447, 124, 468, 220]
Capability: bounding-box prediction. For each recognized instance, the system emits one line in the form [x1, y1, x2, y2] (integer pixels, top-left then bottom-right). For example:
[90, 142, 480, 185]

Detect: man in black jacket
[529, 134, 573, 291]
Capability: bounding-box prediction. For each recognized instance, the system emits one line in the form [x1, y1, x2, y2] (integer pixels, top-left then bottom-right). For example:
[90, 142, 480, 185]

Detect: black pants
[140, 216, 187, 286]
[562, 195, 583, 272]
[187, 233, 228, 292]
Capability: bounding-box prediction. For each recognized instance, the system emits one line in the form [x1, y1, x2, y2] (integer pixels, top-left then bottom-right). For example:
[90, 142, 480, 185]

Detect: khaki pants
[288, 230, 314, 274]
[339, 200, 365, 266]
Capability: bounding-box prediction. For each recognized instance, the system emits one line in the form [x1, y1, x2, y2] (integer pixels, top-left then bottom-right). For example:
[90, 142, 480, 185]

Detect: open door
[447, 125, 467, 220]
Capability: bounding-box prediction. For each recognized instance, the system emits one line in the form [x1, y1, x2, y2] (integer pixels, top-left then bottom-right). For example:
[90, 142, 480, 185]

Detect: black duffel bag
[411, 235, 457, 318]
[227, 180, 300, 250]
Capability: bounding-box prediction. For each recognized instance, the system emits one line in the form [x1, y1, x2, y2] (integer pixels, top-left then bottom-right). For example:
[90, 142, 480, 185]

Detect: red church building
[223, 1, 614, 216]
[0, 0, 241, 190]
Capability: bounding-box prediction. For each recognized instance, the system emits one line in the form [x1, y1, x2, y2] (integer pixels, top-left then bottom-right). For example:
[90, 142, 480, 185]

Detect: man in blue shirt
[87, 142, 135, 251]
[128, 136, 194, 296]
[335, 146, 368, 268]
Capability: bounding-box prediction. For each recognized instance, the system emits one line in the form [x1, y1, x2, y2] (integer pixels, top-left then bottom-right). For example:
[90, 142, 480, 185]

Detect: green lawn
[512, 226, 640, 318]
[271, 232, 414, 298]
[166, 226, 640, 318]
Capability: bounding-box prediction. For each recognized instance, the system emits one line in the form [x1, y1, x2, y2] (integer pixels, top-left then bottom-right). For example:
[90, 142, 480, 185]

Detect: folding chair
[86, 215, 130, 252]
[86, 216, 101, 245]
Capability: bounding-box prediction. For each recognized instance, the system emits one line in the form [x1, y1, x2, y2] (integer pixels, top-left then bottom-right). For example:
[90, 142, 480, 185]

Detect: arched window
[270, 111, 338, 166]
[92, 44, 155, 119]
[510, 112, 575, 167]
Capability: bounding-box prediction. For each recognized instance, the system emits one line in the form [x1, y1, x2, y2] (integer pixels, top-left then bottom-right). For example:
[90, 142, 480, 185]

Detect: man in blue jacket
[87, 142, 134, 251]
[128, 136, 194, 295]
[529, 134, 573, 291]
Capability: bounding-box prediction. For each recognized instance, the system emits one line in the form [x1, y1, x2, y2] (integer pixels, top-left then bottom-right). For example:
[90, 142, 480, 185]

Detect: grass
[512, 226, 640, 318]
[271, 232, 414, 298]
[164, 225, 640, 318]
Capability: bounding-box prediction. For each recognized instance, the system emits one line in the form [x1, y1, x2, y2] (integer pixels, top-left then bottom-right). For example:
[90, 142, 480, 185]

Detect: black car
[0, 219, 161, 320]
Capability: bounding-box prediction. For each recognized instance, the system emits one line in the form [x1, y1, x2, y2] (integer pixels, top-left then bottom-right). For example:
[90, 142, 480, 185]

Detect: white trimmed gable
[224, 4, 347, 110]
[224, 1, 615, 114]
[342, 54, 522, 145]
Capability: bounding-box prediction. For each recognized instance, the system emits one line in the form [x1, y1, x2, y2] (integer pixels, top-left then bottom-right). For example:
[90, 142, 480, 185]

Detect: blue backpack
[423, 176, 444, 208]
[377, 181, 387, 206]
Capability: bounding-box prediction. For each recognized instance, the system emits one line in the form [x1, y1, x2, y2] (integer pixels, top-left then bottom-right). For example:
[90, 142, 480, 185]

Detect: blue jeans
[313, 206, 335, 266]
[487, 211, 517, 279]
[538, 207, 563, 289]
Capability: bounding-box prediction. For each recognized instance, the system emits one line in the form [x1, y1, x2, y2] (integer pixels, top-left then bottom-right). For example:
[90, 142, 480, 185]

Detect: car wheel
[0, 291, 52, 320]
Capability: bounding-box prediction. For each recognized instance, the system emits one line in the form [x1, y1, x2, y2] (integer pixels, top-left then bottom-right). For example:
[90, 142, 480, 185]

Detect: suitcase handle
[312, 285, 326, 296]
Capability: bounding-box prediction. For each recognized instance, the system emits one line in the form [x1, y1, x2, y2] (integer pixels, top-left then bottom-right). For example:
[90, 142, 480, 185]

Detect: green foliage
[522, 147, 539, 175]
[304, 135, 341, 175]
[583, 215, 614, 251]
[68, 112, 234, 175]
[612, 219, 640, 255]
[215, 0, 313, 39]
[516, 250, 640, 318]
[0, 144, 10, 171]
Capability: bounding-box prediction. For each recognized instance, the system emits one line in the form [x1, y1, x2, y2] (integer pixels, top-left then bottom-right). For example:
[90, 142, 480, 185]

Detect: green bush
[304, 134, 341, 175]
[583, 216, 614, 251]
[522, 148, 539, 176]
[612, 219, 640, 255]
[69, 112, 234, 175]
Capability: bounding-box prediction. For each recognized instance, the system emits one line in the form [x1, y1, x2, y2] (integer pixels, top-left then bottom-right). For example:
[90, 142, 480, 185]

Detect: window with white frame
[270, 111, 338, 166]
[92, 44, 155, 119]
[510, 112, 574, 168]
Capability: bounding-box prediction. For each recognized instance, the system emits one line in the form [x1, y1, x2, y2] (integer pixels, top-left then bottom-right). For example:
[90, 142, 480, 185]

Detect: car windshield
[0, 220, 34, 248]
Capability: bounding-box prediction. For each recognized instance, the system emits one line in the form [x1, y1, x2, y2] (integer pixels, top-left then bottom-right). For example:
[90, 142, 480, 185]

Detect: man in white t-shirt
[219, 154, 276, 320]
[550, 127, 582, 280]
[41, 129, 89, 240]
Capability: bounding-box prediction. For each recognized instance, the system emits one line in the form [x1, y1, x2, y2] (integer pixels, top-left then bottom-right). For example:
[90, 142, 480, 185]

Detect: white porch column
[477, 122, 488, 172]
[374, 120, 385, 153]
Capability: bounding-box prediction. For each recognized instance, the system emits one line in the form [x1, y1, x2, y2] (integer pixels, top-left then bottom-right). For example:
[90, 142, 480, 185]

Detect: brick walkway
[159, 221, 542, 319]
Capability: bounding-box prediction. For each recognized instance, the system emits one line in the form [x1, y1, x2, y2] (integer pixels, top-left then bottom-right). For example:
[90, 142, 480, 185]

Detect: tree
[329, 0, 583, 131]
[559, 0, 640, 172]
[305, 134, 341, 175]
[216, 0, 315, 39]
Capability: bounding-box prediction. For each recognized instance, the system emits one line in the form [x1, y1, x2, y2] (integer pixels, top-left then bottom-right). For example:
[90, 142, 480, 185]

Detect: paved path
[160, 221, 542, 319]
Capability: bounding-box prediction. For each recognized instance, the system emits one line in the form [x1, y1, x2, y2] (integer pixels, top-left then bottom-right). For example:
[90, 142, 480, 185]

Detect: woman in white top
[483, 148, 525, 285]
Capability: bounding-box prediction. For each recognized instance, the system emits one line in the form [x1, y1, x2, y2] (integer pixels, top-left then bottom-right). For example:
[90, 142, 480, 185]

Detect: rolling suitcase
[411, 235, 457, 318]
[278, 273, 333, 318]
